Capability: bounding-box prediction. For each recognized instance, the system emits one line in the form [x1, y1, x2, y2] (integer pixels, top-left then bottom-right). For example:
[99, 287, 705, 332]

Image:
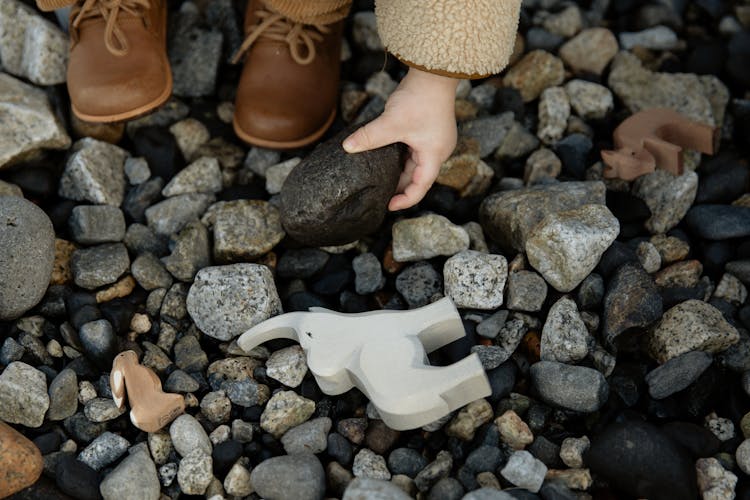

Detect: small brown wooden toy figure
[110, 351, 185, 433]
[601, 108, 719, 181]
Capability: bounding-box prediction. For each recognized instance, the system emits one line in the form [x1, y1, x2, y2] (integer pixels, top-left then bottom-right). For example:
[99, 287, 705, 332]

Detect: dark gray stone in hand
[280, 127, 404, 247]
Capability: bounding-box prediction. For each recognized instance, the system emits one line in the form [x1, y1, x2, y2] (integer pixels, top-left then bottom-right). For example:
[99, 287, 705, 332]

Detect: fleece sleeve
[374, 0, 522, 79]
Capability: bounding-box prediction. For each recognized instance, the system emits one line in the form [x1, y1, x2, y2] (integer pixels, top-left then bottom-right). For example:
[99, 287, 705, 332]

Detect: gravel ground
[1, 0, 750, 499]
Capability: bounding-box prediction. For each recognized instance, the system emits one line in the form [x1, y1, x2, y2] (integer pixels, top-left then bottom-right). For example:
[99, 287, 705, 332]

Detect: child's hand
[342, 67, 459, 211]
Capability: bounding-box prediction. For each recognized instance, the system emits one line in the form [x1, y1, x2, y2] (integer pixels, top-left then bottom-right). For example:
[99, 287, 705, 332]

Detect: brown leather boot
[67, 0, 172, 123]
[231, 0, 343, 149]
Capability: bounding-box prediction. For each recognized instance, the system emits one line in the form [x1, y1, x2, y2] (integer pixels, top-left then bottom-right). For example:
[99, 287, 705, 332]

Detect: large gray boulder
[0, 196, 55, 320]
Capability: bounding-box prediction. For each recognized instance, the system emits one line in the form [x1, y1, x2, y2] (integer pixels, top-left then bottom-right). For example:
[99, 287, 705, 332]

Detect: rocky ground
[1, 0, 750, 499]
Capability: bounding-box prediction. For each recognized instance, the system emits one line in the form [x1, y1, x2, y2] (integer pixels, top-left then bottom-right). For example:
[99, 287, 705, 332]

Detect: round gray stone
[530, 361, 609, 413]
[250, 454, 326, 500]
[343, 477, 411, 500]
[47, 368, 79, 421]
[281, 417, 332, 455]
[100, 449, 160, 500]
[169, 414, 212, 458]
[0, 196, 55, 320]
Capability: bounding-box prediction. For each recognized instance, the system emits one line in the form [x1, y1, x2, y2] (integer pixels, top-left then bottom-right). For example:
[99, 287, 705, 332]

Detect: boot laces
[71, 0, 151, 57]
[231, 7, 330, 66]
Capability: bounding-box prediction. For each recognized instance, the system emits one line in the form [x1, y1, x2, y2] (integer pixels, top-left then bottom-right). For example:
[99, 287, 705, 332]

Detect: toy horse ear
[111, 367, 126, 409]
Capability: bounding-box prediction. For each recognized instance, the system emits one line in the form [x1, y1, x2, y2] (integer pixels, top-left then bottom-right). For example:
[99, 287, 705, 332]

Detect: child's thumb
[342, 117, 397, 153]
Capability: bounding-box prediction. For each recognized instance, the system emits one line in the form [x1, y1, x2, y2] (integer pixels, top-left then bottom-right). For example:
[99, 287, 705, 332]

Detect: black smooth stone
[132, 126, 184, 180]
[280, 126, 405, 247]
[100, 299, 137, 336]
[387, 448, 428, 478]
[493, 86, 525, 120]
[284, 292, 332, 312]
[311, 270, 352, 296]
[596, 241, 639, 278]
[698, 240, 736, 279]
[555, 134, 593, 180]
[525, 27, 565, 52]
[122, 177, 164, 223]
[7, 474, 74, 500]
[486, 360, 517, 403]
[606, 190, 651, 223]
[70, 305, 102, 337]
[463, 445, 503, 474]
[34, 432, 63, 455]
[727, 31, 750, 87]
[659, 283, 711, 310]
[242, 406, 263, 422]
[339, 290, 369, 313]
[585, 420, 697, 500]
[661, 422, 721, 458]
[696, 159, 750, 204]
[277, 249, 330, 279]
[528, 436, 562, 468]
[538, 481, 577, 500]
[55, 453, 101, 500]
[212, 440, 244, 477]
[327, 432, 353, 465]
[685, 204, 750, 240]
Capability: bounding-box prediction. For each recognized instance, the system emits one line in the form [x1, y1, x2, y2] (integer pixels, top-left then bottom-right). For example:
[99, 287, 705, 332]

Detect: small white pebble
[130, 313, 152, 334]
[78, 381, 97, 404]
[47, 339, 64, 358]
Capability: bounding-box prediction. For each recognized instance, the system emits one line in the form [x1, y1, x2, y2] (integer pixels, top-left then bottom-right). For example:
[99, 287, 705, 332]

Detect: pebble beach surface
[1, 0, 750, 499]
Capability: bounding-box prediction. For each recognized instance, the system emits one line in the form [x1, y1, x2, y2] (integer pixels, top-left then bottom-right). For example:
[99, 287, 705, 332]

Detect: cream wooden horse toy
[238, 297, 491, 430]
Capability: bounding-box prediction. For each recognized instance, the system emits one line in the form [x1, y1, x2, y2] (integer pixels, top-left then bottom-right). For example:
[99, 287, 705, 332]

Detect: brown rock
[654, 260, 703, 288]
[496, 410, 534, 450]
[650, 234, 690, 264]
[0, 422, 43, 498]
[559, 28, 619, 75]
[50, 238, 76, 286]
[365, 420, 400, 456]
[503, 50, 565, 102]
[71, 112, 125, 144]
[96, 275, 136, 303]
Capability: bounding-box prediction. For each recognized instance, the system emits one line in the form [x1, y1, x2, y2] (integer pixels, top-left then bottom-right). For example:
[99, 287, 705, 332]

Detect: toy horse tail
[237, 313, 305, 353]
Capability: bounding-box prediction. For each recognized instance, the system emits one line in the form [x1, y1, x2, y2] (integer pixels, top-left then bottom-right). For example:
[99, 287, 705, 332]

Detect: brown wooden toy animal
[601, 108, 719, 181]
[110, 351, 185, 432]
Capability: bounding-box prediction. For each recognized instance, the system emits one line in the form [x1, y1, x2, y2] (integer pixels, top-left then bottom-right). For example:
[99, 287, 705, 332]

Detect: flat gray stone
[506, 271, 547, 312]
[0, 196, 55, 320]
[186, 264, 282, 341]
[343, 478, 411, 500]
[353, 252, 385, 295]
[131, 253, 173, 291]
[395, 262, 442, 309]
[145, 193, 215, 236]
[0, 361, 49, 427]
[69, 205, 127, 244]
[78, 431, 130, 471]
[646, 351, 713, 399]
[162, 157, 223, 196]
[281, 417, 332, 455]
[162, 221, 210, 281]
[71, 243, 130, 290]
[250, 454, 326, 500]
[632, 170, 698, 234]
[100, 449, 160, 500]
[0, 72, 70, 168]
[530, 361, 609, 413]
[47, 368, 78, 421]
[500, 450, 547, 493]
[59, 138, 128, 206]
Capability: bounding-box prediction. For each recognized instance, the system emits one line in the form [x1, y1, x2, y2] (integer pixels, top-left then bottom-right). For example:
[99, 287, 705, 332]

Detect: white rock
[444, 250, 508, 310]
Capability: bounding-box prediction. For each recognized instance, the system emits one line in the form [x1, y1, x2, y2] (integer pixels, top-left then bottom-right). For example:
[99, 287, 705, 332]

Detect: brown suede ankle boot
[231, 0, 343, 149]
[67, 0, 172, 123]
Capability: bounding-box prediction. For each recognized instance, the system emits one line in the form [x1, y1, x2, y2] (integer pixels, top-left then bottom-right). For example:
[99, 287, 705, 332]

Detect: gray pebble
[392, 214, 470, 262]
[162, 157, 222, 197]
[170, 414, 212, 457]
[540, 297, 590, 363]
[343, 477, 411, 499]
[162, 221, 210, 281]
[500, 450, 547, 493]
[646, 350, 713, 399]
[353, 449, 391, 480]
[0, 337, 25, 365]
[71, 243, 130, 290]
[69, 205, 126, 244]
[84, 397, 126, 422]
[444, 251, 508, 310]
[0, 196, 55, 320]
[131, 253, 173, 291]
[58, 138, 128, 206]
[250, 454, 326, 500]
[0, 361, 49, 427]
[164, 369, 200, 393]
[177, 448, 213, 495]
[395, 262, 442, 309]
[281, 417, 332, 455]
[353, 252, 386, 295]
[47, 368, 79, 421]
[506, 271, 547, 312]
[78, 431, 130, 471]
[124, 157, 151, 185]
[145, 193, 214, 236]
[174, 335, 208, 373]
[476, 310, 509, 339]
[124, 223, 168, 256]
[530, 361, 609, 412]
[100, 448, 161, 500]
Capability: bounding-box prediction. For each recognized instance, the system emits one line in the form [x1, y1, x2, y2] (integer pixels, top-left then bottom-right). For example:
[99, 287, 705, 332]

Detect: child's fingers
[396, 158, 418, 193]
[342, 115, 399, 153]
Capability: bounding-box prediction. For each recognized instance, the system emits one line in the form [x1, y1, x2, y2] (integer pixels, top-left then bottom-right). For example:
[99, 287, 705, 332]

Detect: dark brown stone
[0, 422, 44, 499]
[280, 127, 405, 247]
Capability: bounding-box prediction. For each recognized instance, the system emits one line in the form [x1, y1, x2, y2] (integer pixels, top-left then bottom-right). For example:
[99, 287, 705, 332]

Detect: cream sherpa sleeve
[374, 0, 522, 78]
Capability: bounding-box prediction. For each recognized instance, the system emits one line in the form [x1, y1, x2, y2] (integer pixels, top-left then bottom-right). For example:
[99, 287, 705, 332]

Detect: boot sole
[233, 108, 337, 150]
[70, 68, 173, 124]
